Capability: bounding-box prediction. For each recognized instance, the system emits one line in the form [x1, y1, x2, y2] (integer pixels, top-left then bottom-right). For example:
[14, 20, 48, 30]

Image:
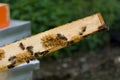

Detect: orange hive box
[0, 3, 10, 29]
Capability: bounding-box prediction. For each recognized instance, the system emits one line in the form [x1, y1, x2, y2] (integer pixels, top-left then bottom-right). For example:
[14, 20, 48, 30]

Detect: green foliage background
[1, 0, 120, 57]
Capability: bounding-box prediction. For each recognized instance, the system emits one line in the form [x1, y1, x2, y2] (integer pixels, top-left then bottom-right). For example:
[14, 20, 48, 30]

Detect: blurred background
[1, 0, 120, 80]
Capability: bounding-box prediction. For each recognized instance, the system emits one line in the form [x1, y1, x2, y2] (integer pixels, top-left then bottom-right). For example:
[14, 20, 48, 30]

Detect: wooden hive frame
[0, 13, 108, 72]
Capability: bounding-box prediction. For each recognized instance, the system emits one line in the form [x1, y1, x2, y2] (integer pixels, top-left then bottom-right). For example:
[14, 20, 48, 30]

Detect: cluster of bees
[41, 33, 68, 49]
[7, 42, 49, 69]
[41, 26, 87, 50]
[6, 26, 89, 69]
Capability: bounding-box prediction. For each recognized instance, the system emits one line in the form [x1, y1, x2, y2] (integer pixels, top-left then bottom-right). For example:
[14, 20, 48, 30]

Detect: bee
[30, 58, 34, 61]
[57, 33, 68, 41]
[7, 64, 15, 69]
[98, 24, 109, 31]
[67, 40, 74, 45]
[26, 46, 33, 50]
[26, 46, 33, 55]
[98, 25, 106, 31]
[7, 61, 16, 69]
[8, 56, 16, 61]
[19, 42, 25, 50]
[79, 26, 87, 36]
[79, 32, 83, 35]
[26, 60, 30, 63]
[40, 50, 49, 56]
[34, 52, 41, 57]
[81, 26, 86, 32]
[83, 34, 90, 38]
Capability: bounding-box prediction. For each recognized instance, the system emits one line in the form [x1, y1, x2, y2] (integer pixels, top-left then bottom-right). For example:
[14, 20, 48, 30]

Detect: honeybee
[79, 32, 83, 35]
[57, 33, 68, 41]
[26, 46, 33, 55]
[8, 64, 15, 69]
[41, 50, 49, 56]
[7, 61, 16, 69]
[81, 26, 86, 32]
[26, 60, 30, 63]
[67, 40, 74, 45]
[8, 56, 16, 61]
[98, 24, 109, 31]
[19, 42, 25, 50]
[34, 52, 41, 57]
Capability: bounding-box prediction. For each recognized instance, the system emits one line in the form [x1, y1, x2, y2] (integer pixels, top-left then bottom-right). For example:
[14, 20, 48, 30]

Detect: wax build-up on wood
[0, 13, 108, 72]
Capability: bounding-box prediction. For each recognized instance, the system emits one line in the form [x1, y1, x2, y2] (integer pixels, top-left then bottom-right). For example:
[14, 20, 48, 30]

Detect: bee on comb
[26, 46, 34, 55]
[41, 34, 67, 49]
[67, 40, 74, 45]
[81, 26, 86, 32]
[26, 60, 30, 63]
[19, 42, 25, 50]
[40, 50, 49, 56]
[79, 32, 83, 35]
[78, 26, 87, 36]
[7, 63, 15, 69]
[34, 50, 49, 57]
[7, 60, 16, 69]
[34, 52, 41, 57]
[98, 24, 109, 31]
[56, 33, 67, 41]
[8, 56, 16, 62]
